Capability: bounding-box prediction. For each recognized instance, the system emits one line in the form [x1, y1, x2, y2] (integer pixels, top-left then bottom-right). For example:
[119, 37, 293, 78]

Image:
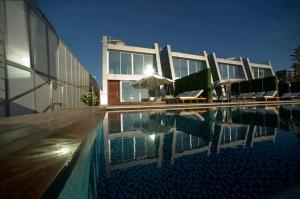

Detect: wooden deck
[0, 108, 105, 198]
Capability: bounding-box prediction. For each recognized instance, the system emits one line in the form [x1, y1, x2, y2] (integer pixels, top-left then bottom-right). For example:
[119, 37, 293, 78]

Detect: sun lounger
[281, 92, 300, 100]
[178, 90, 207, 103]
[238, 92, 255, 100]
[262, 91, 279, 101]
[251, 92, 265, 99]
[164, 90, 206, 103]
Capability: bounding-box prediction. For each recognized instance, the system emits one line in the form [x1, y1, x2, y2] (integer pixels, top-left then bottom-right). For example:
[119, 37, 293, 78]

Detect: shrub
[80, 91, 99, 106]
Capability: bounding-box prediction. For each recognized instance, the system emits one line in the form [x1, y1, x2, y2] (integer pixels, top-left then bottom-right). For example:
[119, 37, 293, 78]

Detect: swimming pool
[56, 104, 300, 198]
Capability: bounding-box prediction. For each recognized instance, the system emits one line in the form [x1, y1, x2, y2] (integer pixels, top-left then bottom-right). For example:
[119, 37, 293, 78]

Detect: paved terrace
[0, 100, 300, 198]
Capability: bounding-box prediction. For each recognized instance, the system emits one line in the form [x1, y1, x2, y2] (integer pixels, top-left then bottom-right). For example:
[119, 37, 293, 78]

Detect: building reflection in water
[103, 106, 282, 175]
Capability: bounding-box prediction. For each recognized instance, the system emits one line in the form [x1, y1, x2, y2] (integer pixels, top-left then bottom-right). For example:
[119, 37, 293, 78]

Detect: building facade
[101, 36, 162, 105]
[101, 37, 275, 105]
[160, 45, 210, 80]
[242, 58, 274, 80]
[207, 53, 248, 83]
[0, 0, 97, 117]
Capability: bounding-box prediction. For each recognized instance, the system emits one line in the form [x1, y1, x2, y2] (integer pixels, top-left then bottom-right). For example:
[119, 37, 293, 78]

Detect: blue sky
[38, 0, 300, 85]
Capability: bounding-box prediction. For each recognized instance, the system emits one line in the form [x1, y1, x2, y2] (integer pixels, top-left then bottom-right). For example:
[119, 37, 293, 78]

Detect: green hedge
[251, 78, 263, 92]
[240, 81, 251, 93]
[231, 82, 240, 96]
[278, 83, 290, 96]
[230, 76, 278, 95]
[175, 69, 212, 100]
[291, 82, 300, 92]
[263, 76, 278, 92]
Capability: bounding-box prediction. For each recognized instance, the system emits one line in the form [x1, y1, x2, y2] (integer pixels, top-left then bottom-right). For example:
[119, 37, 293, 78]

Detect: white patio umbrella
[132, 75, 175, 99]
[132, 75, 175, 89]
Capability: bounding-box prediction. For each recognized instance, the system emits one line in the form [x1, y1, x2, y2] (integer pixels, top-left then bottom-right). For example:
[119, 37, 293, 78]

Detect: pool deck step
[0, 108, 105, 199]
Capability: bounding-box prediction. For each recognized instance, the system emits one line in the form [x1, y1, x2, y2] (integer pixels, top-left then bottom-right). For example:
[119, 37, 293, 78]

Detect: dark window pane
[133, 54, 143, 75]
[180, 59, 188, 77]
[121, 53, 132, 74]
[173, 58, 180, 78]
[109, 51, 120, 74]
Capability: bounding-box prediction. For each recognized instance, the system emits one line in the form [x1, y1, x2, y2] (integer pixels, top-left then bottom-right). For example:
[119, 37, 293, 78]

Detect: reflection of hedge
[231, 108, 279, 128]
[175, 69, 212, 100]
[230, 76, 278, 95]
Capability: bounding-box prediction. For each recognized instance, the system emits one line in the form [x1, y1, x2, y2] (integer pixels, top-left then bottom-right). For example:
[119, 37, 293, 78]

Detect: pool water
[58, 105, 300, 199]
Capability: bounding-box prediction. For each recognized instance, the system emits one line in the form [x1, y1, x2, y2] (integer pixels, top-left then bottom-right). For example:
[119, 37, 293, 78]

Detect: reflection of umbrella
[133, 112, 175, 134]
[132, 75, 174, 89]
[134, 120, 174, 134]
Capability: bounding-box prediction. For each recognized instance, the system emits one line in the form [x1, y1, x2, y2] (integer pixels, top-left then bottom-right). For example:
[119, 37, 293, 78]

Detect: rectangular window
[264, 68, 273, 77]
[174, 58, 207, 78]
[133, 54, 143, 75]
[173, 58, 180, 78]
[121, 53, 132, 75]
[252, 67, 272, 79]
[121, 81, 147, 102]
[144, 54, 155, 74]
[189, 60, 197, 74]
[30, 12, 48, 74]
[109, 51, 120, 74]
[180, 59, 188, 77]
[219, 63, 245, 80]
[5, 1, 30, 67]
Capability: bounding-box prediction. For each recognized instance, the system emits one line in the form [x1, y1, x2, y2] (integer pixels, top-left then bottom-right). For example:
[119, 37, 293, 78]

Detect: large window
[121, 81, 148, 102]
[173, 58, 207, 78]
[121, 53, 132, 74]
[109, 51, 157, 75]
[218, 63, 245, 80]
[133, 54, 143, 75]
[30, 12, 48, 74]
[5, 1, 31, 67]
[252, 67, 273, 79]
[109, 51, 120, 74]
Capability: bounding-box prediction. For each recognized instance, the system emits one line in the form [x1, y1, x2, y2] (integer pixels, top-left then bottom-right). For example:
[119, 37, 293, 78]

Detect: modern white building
[101, 37, 275, 105]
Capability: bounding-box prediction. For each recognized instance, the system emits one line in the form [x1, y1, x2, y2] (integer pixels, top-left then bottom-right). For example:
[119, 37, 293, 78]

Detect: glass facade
[218, 63, 245, 80]
[121, 81, 148, 102]
[252, 67, 273, 79]
[109, 51, 157, 75]
[173, 58, 207, 78]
